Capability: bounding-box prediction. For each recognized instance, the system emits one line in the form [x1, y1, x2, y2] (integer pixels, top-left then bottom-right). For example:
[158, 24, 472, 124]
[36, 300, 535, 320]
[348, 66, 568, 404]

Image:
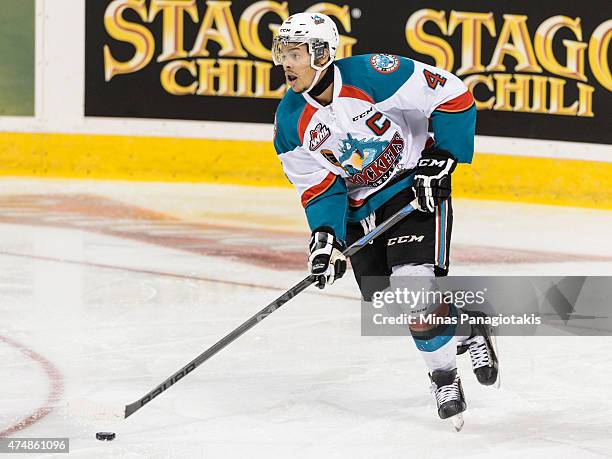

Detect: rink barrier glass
[360, 276, 612, 336]
[0, 0, 35, 116]
[0, 132, 611, 209]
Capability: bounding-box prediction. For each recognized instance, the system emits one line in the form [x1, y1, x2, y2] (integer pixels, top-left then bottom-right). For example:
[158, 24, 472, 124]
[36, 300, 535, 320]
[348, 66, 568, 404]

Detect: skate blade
[450, 413, 464, 432]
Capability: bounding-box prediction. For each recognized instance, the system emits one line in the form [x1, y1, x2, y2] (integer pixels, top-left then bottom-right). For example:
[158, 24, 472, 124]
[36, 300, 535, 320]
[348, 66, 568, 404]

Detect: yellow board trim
[1, 131, 610, 209]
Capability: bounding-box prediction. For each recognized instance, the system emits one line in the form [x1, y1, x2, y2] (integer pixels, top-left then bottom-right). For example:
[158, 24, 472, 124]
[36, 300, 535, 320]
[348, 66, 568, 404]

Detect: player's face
[278, 44, 316, 93]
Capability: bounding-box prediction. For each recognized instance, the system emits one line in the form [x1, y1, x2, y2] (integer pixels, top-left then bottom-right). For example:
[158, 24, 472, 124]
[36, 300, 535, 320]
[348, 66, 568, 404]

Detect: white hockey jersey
[273, 54, 476, 242]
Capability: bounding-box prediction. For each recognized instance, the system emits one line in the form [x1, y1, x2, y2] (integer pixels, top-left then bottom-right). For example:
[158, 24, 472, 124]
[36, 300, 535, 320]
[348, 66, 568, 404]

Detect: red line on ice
[0, 335, 64, 438]
[1, 194, 611, 268]
[0, 251, 358, 301]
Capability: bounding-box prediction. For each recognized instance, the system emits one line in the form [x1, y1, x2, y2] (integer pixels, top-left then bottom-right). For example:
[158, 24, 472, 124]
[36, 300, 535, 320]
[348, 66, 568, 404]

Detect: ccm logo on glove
[412, 147, 457, 213]
[418, 158, 449, 168]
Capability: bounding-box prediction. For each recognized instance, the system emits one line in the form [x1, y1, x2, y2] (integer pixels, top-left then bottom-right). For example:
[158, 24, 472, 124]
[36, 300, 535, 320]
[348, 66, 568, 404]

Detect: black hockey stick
[124, 199, 419, 418]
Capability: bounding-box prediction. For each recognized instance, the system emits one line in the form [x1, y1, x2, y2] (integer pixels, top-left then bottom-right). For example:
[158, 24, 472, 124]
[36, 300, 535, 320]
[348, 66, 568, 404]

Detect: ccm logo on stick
[387, 235, 424, 245]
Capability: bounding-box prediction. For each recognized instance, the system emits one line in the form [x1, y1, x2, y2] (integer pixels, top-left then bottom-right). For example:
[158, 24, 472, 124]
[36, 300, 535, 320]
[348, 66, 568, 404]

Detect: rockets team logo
[370, 54, 400, 74]
[309, 123, 331, 151]
[339, 132, 405, 187]
[338, 133, 389, 175]
[312, 15, 325, 25]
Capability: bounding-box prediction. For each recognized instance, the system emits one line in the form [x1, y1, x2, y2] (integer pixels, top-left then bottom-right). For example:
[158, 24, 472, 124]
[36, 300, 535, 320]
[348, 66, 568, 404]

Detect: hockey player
[271, 13, 498, 426]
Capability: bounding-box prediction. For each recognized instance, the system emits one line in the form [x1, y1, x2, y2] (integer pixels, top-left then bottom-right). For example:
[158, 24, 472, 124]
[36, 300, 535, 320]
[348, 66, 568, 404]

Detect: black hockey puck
[96, 432, 116, 441]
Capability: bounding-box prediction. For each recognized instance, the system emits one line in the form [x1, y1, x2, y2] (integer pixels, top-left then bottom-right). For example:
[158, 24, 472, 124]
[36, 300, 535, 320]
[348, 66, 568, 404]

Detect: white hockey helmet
[272, 12, 339, 72]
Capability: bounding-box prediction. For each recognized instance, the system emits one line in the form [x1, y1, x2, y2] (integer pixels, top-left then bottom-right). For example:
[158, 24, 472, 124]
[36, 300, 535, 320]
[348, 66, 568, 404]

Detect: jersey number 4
[423, 69, 447, 89]
[366, 112, 390, 136]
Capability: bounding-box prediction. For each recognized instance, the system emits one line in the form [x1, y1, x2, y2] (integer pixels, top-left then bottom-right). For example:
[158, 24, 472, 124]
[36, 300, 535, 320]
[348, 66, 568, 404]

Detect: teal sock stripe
[413, 304, 457, 352]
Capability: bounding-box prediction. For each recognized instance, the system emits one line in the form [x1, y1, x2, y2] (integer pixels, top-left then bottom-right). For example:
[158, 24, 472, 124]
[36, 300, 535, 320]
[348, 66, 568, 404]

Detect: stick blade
[124, 401, 140, 418]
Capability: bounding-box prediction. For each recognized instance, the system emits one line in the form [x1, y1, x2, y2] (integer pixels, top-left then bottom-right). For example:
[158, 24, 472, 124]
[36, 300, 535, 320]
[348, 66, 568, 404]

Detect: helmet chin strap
[305, 68, 324, 94]
[304, 58, 333, 94]
[308, 64, 334, 97]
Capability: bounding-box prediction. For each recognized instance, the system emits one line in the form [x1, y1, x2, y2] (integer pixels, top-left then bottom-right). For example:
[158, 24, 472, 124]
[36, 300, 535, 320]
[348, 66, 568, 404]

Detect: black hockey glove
[413, 147, 457, 213]
[308, 228, 347, 289]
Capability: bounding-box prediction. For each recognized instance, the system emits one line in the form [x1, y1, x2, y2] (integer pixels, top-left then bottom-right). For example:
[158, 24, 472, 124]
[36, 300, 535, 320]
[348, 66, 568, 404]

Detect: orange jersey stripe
[435, 90, 475, 113]
[339, 85, 375, 104]
[349, 197, 365, 208]
[298, 104, 318, 144]
[301, 172, 337, 208]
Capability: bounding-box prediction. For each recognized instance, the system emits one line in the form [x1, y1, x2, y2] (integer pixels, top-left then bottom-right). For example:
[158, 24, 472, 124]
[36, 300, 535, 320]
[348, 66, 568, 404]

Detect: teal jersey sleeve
[273, 89, 308, 155]
[304, 176, 348, 242]
[430, 104, 476, 164]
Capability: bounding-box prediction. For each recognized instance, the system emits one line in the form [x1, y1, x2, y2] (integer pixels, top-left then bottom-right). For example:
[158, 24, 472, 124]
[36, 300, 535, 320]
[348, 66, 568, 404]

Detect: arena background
[1, 2, 612, 455]
[0, 0, 610, 207]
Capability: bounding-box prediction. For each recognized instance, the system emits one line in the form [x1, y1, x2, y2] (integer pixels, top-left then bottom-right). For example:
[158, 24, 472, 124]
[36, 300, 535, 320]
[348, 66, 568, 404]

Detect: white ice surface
[0, 179, 611, 458]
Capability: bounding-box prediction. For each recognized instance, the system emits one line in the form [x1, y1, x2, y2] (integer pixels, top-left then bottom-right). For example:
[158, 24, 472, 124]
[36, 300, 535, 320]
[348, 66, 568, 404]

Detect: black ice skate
[430, 368, 466, 431]
[457, 310, 500, 387]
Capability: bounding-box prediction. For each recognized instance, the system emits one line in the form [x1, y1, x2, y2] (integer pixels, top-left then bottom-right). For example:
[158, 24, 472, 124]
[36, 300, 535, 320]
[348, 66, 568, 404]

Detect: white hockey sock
[418, 337, 457, 372]
[389, 263, 461, 372]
